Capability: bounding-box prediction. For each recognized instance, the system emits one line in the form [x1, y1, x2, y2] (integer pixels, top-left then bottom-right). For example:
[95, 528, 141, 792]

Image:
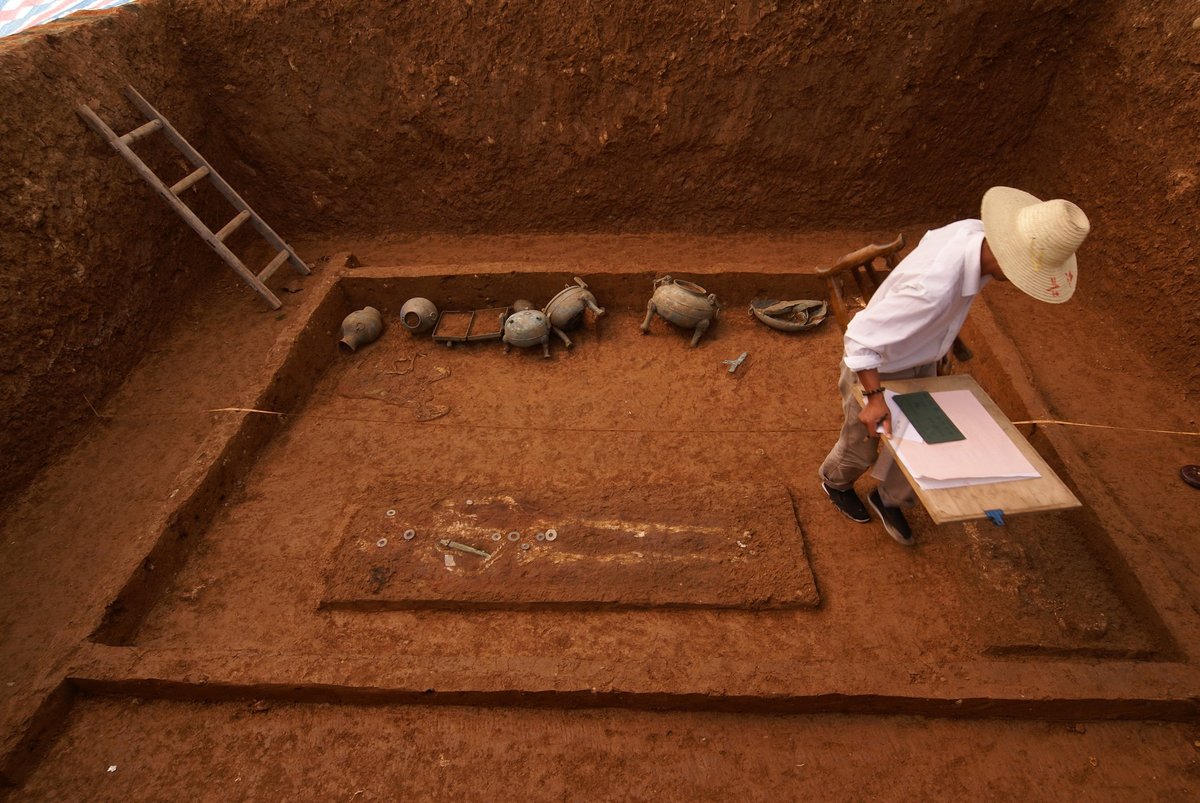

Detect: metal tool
[722, 351, 747, 373]
[440, 539, 492, 559]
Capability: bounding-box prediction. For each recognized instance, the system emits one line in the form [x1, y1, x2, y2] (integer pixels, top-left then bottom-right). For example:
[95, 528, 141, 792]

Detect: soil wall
[0, 2, 223, 504]
[173, 0, 1085, 235]
[10, 0, 1168, 506]
[1022, 2, 1200, 391]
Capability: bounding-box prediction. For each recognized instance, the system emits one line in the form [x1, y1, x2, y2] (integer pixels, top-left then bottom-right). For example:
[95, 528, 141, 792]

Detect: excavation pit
[3, 0, 1199, 794]
[77, 266, 1171, 670]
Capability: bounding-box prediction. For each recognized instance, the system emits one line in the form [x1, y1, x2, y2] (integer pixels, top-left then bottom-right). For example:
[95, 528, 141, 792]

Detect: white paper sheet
[882, 389, 1040, 490]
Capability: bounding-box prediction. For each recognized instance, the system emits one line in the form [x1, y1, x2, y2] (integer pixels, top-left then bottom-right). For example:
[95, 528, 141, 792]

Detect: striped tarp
[0, 0, 134, 38]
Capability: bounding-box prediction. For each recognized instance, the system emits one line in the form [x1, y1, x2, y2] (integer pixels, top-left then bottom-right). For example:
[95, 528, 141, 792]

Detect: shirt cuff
[843, 351, 882, 372]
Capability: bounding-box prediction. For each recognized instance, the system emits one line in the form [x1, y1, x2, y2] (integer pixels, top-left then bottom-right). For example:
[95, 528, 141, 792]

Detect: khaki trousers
[819, 360, 937, 508]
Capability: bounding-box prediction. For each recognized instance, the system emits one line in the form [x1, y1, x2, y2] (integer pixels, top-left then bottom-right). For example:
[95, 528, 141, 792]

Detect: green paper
[892, 391, 966, 444]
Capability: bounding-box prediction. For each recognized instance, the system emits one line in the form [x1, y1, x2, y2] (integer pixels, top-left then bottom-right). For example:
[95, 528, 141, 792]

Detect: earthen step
[118, 119, 162, 146]
[215, 210, 252, 243]
[170, 166, 210, 196]
[257, 249, 291, 284]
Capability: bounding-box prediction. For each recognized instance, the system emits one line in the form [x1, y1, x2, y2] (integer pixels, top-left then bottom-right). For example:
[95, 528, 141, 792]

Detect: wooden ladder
[77, 86, 309, 310]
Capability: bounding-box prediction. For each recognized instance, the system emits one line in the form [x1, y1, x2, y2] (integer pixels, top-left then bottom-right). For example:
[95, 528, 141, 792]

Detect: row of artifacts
[338, 276, 827, 357]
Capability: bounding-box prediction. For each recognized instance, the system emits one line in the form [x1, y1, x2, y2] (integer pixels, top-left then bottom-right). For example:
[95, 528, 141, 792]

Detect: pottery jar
[399, 297, 439, 334]
[339, 306, 384, 352]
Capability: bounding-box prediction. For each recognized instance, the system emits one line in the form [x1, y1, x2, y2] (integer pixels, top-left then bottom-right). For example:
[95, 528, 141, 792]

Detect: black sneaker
[867, 489, 914, 546]
[822, 482, 870, 523]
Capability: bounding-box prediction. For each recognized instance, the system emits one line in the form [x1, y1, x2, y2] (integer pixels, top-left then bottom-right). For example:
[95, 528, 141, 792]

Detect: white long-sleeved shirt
[843, 219, 990, 373]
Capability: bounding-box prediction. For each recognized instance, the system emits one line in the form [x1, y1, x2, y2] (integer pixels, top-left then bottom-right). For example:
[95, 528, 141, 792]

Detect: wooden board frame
[854, 374, 1081, 524]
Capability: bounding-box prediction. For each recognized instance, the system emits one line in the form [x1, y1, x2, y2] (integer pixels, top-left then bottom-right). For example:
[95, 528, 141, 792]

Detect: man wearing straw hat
[819, 187, 1091, 545]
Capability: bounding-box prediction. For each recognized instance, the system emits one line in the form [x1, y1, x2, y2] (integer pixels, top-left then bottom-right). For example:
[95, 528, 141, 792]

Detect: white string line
[89, 404, 1200, 438]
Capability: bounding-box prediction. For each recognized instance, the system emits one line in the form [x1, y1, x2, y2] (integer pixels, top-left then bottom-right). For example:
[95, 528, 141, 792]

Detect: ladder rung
[118, 119, 162, 146]
[79, 87, 305, 309]
[170, 165, 210, 195]
[257, 249, 291, 284]
[215, 210, 252, 242]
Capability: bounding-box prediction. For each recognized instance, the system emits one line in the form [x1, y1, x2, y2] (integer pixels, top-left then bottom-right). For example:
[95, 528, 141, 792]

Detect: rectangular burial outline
[321, 481, 820, 612]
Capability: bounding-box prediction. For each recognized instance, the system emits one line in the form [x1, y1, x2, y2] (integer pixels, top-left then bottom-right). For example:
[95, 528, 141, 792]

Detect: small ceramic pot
[399, 297, 438, 334]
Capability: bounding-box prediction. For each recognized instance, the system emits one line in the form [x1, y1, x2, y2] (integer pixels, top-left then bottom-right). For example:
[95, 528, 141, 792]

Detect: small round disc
[535, 532, 546, 541]
[520, 543, 531, 551]
[1183, 465, 1200, 489]
[403, 529, 416, 540]
[491, 532, 502, 541]
[545, 529, 558, 541]
[385, 509, 397, 518]
[376, 538, 388, 548]
[507, 531, 521, 542]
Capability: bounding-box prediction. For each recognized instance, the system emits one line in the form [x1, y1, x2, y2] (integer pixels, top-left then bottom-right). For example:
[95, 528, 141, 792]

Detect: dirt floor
[17, 700, 1200, 802]
[123, 302, 1164, 662]
[3, 0, 1200, 798]
[1, 234, 1198, 800]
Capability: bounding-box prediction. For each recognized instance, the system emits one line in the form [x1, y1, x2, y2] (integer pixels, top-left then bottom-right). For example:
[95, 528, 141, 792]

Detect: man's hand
[858, 394, 891, 438]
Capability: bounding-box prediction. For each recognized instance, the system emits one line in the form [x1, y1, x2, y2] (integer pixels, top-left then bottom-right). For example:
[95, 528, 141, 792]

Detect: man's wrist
[863, 387, 886, 397]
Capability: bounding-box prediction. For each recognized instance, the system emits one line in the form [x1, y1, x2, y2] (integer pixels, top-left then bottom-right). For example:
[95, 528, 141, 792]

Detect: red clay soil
[0, 235, 1197, 799]
[16, 699, 1200, 802]
[0, 3, 262, 504]
[2, 0, 1200, 797]
[130, 301, 1160, 665]
[170, 0, 1082, 236]
[3, 0, 1196, 524]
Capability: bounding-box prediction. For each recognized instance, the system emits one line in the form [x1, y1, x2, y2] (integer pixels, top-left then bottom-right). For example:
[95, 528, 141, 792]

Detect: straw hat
[981, 187, 1091, 304]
